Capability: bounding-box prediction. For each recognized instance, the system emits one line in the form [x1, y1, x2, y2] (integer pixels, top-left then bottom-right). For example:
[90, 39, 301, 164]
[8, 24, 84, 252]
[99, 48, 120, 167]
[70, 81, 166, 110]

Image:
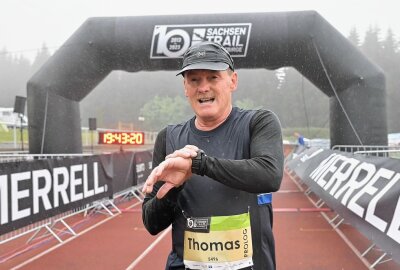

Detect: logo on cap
[196, 51, 206, 58]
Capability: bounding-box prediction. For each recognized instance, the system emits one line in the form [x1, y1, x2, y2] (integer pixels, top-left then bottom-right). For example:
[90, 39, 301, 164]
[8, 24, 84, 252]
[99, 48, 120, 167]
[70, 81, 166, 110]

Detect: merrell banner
[0, 156, 111, 235]
[286, 148, 400, 264]
[0, 150, 153, 235]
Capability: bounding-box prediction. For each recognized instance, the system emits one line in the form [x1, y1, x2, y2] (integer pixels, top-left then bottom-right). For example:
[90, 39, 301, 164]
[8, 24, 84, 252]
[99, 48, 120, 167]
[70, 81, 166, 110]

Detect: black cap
[176, 41, 234, 76]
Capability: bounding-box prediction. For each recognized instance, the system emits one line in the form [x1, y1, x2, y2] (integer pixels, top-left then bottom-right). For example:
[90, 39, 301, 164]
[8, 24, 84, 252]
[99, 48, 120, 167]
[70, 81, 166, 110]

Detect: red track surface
[1, 160, 399, 269]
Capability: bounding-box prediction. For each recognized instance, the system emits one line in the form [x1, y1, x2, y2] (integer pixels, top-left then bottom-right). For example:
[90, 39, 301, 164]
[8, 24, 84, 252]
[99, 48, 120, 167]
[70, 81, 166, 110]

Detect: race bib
[183, 212, 253, 270]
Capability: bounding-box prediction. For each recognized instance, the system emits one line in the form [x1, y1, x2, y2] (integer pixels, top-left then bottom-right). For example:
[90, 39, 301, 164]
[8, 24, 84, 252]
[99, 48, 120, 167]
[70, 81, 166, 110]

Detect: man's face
[183, 69, 238, 122]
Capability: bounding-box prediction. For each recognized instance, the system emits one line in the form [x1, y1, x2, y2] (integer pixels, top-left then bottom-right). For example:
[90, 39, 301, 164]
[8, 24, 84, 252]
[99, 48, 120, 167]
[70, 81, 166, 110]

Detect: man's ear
[230, 72, 238, 92]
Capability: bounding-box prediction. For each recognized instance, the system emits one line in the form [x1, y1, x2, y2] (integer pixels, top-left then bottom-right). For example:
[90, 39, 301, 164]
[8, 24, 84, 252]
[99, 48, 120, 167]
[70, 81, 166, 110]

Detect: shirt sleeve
[141, 127, 181, 235]
[204, 109, 284, 193]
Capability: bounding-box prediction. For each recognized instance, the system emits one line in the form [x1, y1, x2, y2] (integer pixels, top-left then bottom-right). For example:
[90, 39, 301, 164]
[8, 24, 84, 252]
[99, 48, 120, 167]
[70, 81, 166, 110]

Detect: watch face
[98, 131, 145, 145]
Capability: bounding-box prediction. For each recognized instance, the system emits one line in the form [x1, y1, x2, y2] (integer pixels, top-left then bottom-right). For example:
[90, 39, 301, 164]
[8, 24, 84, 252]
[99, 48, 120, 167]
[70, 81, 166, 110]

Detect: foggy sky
[1, 0, 399, 61]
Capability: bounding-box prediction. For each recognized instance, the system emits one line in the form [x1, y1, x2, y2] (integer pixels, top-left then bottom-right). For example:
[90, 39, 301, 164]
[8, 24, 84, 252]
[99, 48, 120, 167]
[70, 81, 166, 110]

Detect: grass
[0, 126, 28, 143]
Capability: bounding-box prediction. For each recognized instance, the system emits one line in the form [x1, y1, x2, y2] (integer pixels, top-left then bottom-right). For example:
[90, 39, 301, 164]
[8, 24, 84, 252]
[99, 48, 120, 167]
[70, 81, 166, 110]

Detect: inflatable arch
[27, 11, 387, 154]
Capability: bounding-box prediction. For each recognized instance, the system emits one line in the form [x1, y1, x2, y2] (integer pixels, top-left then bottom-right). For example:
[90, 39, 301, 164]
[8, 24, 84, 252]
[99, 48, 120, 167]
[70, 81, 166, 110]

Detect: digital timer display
[98, 131, 145, 145]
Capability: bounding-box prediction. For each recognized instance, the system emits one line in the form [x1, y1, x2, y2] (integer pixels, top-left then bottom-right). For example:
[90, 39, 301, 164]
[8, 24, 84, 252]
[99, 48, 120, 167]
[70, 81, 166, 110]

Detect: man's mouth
[198, 97, 215, 104]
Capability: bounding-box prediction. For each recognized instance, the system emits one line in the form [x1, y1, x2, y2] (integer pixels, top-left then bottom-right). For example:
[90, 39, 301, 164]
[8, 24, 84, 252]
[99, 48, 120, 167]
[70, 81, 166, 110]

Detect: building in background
[0, 107, 28, 128]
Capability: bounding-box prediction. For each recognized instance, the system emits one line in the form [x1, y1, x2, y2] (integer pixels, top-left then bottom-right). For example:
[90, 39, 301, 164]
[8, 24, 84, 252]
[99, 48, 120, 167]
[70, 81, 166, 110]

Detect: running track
[1, 160, 399, 269]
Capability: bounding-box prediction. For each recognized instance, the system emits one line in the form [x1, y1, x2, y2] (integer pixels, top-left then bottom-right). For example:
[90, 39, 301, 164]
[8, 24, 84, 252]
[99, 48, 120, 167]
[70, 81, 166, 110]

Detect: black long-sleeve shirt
[142, 108, 284, 269]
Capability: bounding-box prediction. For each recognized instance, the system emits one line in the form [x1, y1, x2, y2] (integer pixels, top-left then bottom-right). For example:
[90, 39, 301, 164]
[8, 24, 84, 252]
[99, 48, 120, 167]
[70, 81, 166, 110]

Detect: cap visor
[176, 62, 229, 76]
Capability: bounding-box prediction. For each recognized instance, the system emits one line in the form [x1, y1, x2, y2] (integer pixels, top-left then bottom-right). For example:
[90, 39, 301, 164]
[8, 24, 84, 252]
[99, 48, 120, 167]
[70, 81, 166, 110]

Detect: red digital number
[98, 131, 145, 145]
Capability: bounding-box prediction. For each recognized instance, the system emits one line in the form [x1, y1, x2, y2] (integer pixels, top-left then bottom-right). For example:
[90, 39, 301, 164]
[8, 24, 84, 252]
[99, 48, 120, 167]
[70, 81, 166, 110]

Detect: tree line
[1, 26, 399, 136]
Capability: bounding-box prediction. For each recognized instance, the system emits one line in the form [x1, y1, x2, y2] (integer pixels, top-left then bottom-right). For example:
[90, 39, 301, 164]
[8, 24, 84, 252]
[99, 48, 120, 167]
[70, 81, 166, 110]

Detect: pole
[91, 130, 94, 153]
[20, 114, 24, 151]
[13, 120, 17, 148]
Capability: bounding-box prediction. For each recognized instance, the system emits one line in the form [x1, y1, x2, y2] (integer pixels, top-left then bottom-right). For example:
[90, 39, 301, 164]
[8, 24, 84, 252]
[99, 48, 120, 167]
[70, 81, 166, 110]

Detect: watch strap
[191, 149, 206, 175]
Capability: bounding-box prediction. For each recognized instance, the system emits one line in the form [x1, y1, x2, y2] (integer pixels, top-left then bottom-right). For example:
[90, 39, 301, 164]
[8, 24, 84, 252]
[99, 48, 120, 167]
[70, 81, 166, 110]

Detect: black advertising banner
[286, 148, 400, 264]
[0, 156, 112, 235]
[97, 151, 152, 195]
[133, 150, 153, 185]
[109, 152, 136, 194]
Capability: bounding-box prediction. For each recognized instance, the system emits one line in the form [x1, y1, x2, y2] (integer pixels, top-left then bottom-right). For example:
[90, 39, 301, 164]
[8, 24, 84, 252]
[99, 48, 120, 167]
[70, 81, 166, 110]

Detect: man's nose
[197, 79, 210, 92]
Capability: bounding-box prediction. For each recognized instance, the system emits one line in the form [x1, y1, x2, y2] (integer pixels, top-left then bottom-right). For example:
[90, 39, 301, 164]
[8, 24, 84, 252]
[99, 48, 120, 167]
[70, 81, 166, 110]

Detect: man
[294, 132, 305, 146]
[142, 41, 283, 270]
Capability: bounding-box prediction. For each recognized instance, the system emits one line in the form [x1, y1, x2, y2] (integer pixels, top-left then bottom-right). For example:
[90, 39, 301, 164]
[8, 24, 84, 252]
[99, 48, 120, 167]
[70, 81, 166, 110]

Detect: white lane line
[125, 226, 172, 270]
[11, 200, 142, 270]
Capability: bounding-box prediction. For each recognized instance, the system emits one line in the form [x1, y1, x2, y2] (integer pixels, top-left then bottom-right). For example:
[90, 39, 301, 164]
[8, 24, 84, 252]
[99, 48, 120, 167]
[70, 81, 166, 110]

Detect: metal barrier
[354, 149, 400, 157]
[286, 146, 400, 268]
[285, 167, 396, 269]
[0, 199, 126, 245]
[7, 186, 147, 246]
[0, 153, 92, 163]
[1, 206, 84, 245]
[332, 145, 400, 158]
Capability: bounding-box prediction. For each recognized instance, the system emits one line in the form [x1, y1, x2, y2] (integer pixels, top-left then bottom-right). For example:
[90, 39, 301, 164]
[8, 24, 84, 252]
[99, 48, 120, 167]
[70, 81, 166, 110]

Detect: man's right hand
[142, 145, 200, 199]
[142, 156, 191, 199]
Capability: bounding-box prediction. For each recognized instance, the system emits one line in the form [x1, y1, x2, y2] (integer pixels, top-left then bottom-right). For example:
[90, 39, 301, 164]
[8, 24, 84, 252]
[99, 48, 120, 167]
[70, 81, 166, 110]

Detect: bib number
[183, 213, 253, 270]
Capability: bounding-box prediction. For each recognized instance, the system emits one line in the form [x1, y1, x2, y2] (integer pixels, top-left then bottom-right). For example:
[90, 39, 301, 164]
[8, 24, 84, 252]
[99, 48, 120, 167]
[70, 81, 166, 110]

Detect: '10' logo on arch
[150, 23, 252, 59]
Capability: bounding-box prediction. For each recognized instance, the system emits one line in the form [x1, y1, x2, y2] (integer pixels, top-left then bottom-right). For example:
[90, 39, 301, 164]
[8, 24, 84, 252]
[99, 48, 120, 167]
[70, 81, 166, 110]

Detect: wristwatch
[191, 149, 206, 176]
